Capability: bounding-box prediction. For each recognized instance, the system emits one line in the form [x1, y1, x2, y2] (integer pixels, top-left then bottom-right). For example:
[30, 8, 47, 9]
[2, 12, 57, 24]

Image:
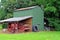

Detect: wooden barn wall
[21, 18, 32, 32]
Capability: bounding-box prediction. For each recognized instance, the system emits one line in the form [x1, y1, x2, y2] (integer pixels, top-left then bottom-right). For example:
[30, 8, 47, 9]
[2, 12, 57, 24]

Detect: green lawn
[0, 31, 60, 40]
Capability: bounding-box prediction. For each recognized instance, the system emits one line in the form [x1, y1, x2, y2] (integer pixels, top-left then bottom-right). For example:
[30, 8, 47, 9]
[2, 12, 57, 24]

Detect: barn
[0, 6, 44, 33]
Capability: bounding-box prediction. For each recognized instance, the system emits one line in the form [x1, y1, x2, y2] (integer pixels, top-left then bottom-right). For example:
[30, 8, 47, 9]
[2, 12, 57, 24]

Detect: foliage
[0, 8, 6, 20]
[48, 18, 60, 31]
[44, 6, 57, 13]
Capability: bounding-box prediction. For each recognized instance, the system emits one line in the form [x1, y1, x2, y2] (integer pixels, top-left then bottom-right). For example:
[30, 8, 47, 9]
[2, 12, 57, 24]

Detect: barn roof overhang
[0, 16, 32, 23]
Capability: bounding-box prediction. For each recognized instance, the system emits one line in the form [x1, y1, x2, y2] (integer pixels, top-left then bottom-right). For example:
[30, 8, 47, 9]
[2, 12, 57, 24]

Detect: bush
[2, 23, 8, 29]
[48, 18, 60, 31]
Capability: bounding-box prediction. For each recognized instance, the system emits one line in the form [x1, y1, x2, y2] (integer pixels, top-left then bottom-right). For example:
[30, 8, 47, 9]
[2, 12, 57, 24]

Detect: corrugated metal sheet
[0, 16, 32, 22]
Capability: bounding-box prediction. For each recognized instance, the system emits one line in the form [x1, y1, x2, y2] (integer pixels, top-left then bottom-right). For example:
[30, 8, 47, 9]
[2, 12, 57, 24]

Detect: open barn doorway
[8, 18, 32, 33]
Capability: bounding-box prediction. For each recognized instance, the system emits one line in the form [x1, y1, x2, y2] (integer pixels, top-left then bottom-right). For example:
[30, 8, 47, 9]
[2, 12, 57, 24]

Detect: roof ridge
[14, 6, 38, 11]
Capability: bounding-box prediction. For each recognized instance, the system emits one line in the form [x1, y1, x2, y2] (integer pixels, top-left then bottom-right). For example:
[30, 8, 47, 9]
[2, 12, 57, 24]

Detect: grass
[0, 24, 2, 29]
[0, 31, 60, 40]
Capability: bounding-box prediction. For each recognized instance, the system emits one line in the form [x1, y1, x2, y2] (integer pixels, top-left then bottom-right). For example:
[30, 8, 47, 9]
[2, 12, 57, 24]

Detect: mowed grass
[0, 31, 60, 40]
